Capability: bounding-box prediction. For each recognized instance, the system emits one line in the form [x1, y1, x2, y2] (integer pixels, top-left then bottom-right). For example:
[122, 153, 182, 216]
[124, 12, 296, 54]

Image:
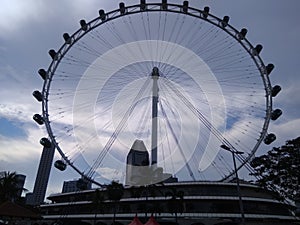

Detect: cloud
[0, 1, 44, 36]
[0, 65, 41, 122]
[96, 167, 123, 183]
[0, 63, 47, 191]
[0, 131, 40, 164]
[0, 124, 46, 191]
[268, 118, 300, 146]
[273, 83, 300, 120]
[0, 0, 300, 195]
[0, 0, 119, 40]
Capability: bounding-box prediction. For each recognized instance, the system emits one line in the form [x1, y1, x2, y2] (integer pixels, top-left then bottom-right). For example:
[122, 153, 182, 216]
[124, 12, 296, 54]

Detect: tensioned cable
[162, 77, 249, 165]
[159, 79, 234, 178]
[87, 76, 151, 178]
[45, 6, 269, 185]
[159, 100, 196, 181]
[161, 77, 267, 181]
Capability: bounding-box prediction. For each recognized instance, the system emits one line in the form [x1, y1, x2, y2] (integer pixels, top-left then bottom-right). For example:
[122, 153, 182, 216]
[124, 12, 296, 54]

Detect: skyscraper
[125, 139, 150, 186]
[15, 174, 26, 197]
[26, 145, 55, 205]
[125, 139, 177, 186]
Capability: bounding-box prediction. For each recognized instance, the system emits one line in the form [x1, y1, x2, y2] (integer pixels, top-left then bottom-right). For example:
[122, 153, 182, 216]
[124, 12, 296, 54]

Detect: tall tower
[27, 145, 55, 205]
[125, 68, 177, 185]
[151, 67, 159, 166]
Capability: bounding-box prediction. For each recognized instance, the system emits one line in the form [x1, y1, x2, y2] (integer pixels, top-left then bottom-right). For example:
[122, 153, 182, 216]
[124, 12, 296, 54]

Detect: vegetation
[92, 189, 105, 225]
[250, 137, 300, 201]
[165, 188, 184, 222]
[106, 180, 124, 224]
[0, 171, 24, 203]
[129, 184, 164, 217]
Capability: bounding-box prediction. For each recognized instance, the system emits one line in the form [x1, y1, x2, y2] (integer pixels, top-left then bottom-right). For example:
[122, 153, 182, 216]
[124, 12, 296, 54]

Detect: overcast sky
[0, 0, 300, 198]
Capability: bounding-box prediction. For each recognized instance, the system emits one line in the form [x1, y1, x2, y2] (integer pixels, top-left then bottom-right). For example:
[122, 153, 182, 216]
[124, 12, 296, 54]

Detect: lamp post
[220, 144, 245, 225]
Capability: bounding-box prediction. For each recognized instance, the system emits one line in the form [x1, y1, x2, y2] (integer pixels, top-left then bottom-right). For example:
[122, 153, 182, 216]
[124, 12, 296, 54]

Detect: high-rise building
[62, 178, 92, 193]
[125, 139, 177, 186]
[26, 145, 55, 205]
[125, 139, 150, 186]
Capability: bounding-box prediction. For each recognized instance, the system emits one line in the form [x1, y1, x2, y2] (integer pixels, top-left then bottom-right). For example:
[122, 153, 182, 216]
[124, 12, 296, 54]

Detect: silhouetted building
[125, 139, 177, 186]
[15, 174, 26, 197]
[26, 145, 55, 205]
[62, 178, 92, 193]
[125, 139, 150, 186]
[41, 182, 298, 225]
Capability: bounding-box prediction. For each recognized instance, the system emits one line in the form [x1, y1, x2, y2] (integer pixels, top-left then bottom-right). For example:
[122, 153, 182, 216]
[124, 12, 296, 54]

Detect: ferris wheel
[33, 1, 282, 186]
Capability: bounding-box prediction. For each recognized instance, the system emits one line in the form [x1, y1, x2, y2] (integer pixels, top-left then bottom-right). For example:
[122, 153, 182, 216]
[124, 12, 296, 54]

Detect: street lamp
[220, 144, 245, 225]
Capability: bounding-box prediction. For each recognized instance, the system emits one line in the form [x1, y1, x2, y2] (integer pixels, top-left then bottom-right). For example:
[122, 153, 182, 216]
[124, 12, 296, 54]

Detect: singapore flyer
[33, 1, 281, 187]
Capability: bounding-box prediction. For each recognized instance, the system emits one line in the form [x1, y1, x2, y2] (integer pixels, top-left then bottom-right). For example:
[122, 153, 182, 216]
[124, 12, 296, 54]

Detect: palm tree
[106, 181, 124, 224]
[0, 171, 23, 203]
[165, 188, 184, 223]
[129, 186, 144, 198]
[92, 189, 105, 225]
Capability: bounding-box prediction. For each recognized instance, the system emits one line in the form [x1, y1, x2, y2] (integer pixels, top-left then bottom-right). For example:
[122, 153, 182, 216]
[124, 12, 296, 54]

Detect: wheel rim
[39, 2, 273, 186]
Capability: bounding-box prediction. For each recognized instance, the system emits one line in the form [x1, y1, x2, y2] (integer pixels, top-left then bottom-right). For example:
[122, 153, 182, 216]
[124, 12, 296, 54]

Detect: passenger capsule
[251, 44, 263, 56]
[63, 33, 71, 44]
[140, 0, 146, 10]
[38, 69, 47, 80]
[271, 109, 282, 121]
[264, 133, 276, 145]
[237, 28, 247, 40]
[271, 85, 281, 97]
[266, 63, 274, 75]
[48, 49, 57, 60]
[119, 2, 126, 14]
[54, 160, 67, 171]
[221, 16, 230, 27]
[182, 1, 189, 13]
[40, 137, 52, 148]
[80, 19, 88, 31]
[202, 7, 209, 19]
[33, 114, 44, 125]
[99, 9, 106, 20]
[162, 0, 167, 10]
[32, 90, 43, 102]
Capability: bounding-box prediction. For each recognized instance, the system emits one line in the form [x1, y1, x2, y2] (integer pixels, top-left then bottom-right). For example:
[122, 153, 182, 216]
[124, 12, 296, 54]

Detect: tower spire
[151, 67, 159, 165]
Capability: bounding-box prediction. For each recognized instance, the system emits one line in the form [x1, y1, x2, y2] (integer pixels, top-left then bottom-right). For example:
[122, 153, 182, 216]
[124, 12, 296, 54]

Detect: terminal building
[38, 140, 299, 225]
[40, 181, 298, 225]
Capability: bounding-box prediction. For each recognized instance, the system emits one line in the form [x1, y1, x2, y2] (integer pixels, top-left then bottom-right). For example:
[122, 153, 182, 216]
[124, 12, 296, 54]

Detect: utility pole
[220, 144, 245, 224]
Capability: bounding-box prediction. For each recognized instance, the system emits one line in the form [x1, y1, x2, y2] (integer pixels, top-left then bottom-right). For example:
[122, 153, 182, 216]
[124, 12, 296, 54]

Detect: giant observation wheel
[33, 1, 282, 186]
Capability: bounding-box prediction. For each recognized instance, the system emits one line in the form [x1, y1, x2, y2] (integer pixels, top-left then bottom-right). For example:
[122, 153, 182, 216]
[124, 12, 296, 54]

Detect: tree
[250, 137, 300, 201]
[129, 184, 163, 218]
[92, 189, 105, 225]
[0, 171, 22, 203]
[165, 187, 184, 223]
[106, 181, 124, 224]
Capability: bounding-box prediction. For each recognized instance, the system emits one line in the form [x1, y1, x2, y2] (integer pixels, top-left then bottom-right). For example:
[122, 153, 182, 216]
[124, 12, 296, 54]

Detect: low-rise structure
[39, 181, 298, 225]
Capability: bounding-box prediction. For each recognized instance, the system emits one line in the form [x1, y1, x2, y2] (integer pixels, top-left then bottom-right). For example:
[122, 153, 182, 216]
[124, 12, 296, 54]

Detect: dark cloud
[0, 0, 300, 195]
